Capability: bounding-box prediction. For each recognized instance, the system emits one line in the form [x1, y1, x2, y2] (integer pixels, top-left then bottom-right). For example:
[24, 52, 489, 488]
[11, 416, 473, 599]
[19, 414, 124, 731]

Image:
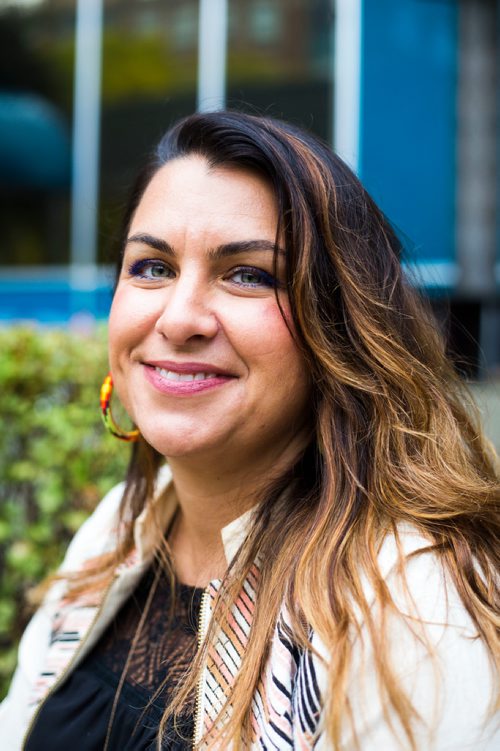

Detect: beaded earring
[100, 373, 139, 442]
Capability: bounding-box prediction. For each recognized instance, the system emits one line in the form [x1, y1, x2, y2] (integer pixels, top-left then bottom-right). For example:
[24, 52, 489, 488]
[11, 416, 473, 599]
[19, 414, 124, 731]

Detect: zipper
[193, 588, 211, 749]
[21, 575, 118, 750]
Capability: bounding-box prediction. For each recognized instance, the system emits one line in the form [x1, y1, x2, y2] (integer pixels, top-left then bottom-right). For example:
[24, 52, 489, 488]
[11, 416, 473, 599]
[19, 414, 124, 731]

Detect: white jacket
[1, 466, 498, 749]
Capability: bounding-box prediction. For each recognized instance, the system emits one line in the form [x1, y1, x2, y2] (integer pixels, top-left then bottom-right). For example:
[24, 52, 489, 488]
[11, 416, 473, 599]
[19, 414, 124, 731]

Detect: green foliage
[0, 326, 129, 698]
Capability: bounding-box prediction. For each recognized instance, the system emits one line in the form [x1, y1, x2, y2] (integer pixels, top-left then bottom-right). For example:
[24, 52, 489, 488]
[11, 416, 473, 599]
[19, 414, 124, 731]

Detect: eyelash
[127, 260, 278, 288]
[127, 259, 171, 280]
[230, 266, 277, 288]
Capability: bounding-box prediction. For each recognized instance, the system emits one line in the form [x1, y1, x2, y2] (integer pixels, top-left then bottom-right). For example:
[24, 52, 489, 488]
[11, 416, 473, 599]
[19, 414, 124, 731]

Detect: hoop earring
[100, 374, 139, 442]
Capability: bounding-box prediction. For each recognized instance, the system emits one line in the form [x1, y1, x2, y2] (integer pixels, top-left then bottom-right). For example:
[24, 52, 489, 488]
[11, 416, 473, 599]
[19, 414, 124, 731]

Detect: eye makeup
[228, 266, 279, 288]
[127, 258, 171, 280]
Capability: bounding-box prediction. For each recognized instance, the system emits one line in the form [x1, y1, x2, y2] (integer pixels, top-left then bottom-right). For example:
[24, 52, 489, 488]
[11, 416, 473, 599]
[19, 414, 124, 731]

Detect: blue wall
[0, 278, 113, 324]
[360, 0, 458, 275]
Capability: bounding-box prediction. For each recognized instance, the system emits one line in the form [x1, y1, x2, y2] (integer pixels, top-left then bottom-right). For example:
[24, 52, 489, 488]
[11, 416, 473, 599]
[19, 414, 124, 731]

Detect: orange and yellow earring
[100, 373, 139, 442]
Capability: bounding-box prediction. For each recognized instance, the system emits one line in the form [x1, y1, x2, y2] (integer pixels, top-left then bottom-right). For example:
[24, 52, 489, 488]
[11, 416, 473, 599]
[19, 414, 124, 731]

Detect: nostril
[154, 305, 219, 343]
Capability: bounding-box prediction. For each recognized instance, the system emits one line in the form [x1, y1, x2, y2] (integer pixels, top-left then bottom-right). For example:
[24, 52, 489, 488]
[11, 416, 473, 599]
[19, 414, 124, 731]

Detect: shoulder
[0, 480, 125, 748]
[58, 480, 127, 571]
[60, 463, 173, 572]
[0, 467, 174, 748]
[376, 527, 476, 631]
[313, 527, 499, 750]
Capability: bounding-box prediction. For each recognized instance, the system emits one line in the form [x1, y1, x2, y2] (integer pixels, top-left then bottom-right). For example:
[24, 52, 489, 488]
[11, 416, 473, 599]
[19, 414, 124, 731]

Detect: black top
[25, 564, 204, 751]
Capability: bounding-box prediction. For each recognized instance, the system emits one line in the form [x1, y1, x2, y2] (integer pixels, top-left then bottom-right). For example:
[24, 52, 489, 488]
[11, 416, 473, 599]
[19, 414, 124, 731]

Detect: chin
[138, 424, 214, 460]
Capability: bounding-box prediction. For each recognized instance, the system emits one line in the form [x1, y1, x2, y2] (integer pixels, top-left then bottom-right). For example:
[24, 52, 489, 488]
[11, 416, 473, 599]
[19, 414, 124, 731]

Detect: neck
[166, 433, 308, 586]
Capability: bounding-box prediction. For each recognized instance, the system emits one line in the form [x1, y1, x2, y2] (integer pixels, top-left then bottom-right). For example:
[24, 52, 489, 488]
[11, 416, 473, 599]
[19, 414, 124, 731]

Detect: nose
[154, 272, 219, 345]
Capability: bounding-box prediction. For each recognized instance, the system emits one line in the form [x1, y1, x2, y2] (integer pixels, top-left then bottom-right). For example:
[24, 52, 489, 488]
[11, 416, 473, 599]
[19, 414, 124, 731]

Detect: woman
[1, 111, 499, 750]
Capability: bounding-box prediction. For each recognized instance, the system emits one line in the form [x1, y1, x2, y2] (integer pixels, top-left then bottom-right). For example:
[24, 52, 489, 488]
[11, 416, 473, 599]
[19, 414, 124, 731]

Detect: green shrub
[0, 325, 129, 698]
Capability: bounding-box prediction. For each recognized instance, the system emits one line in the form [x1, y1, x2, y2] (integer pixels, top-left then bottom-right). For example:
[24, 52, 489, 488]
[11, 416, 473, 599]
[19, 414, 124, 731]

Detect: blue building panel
[0, 279, 113, 323]
[361, 0, 458, 273]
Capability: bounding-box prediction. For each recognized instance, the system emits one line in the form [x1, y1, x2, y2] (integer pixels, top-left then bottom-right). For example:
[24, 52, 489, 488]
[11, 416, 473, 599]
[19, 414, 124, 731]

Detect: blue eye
[128, 259, 172, 279]
[230, 266, 277, 288]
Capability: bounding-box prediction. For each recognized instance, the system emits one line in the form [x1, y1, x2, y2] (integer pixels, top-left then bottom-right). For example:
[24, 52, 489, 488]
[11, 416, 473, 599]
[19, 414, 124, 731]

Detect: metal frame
[197, 0, 228, 111]
[332, 0, 362, 173]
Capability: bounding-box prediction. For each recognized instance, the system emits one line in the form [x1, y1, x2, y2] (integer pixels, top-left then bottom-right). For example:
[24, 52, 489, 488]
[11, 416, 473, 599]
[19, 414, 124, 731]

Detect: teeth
[155, 367, 217, 381]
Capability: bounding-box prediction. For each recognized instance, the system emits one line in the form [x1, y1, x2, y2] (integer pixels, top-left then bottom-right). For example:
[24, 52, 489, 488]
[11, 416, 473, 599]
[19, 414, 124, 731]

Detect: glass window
[0, 0, 75, 266]
[0, 0, 198, 268]
[249, 1, 281, 45]
[226, 0, 334, 142]
[98, 0, 198, 264]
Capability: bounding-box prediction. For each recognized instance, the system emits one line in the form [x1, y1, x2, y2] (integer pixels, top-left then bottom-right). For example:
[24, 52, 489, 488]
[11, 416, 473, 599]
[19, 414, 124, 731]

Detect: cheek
[228, 299, 306, 379]
[108, 289, 133, 367]
[260, 303, 310, 399]
[107, 288, 156, 413]
[252, 299, 297, 356]
[108, 286, 156, 360]
[250, 304, 311, 429]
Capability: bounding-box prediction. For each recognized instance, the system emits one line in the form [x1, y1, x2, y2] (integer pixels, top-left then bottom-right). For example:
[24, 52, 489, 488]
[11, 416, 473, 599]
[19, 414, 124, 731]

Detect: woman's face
[109, 156, 311, 467]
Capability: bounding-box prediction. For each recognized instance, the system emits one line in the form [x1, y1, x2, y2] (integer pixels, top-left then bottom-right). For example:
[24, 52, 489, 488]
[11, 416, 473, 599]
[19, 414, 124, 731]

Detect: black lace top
[25, 564, 204, 751]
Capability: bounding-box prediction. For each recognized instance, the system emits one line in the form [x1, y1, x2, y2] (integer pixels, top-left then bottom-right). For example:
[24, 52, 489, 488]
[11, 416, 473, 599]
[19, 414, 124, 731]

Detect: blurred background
[1, 0, 499, 377]
[0, 0, 499, 694]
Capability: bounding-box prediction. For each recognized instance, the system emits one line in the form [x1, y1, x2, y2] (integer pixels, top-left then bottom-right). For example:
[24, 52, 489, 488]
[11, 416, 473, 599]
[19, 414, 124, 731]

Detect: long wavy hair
[68, 112, 499, 749]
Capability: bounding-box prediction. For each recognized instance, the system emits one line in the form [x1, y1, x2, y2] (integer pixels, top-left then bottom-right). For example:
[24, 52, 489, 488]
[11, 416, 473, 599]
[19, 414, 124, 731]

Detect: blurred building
[0, 0, 499, 378]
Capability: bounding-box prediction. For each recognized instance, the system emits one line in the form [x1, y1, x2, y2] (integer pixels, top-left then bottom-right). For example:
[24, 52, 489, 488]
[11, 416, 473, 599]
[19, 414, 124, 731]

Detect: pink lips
[143, 361, 235, 396]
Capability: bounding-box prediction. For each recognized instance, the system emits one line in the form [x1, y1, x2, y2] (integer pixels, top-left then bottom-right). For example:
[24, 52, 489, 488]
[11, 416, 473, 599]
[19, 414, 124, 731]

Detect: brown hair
[70, 112, 500, 748]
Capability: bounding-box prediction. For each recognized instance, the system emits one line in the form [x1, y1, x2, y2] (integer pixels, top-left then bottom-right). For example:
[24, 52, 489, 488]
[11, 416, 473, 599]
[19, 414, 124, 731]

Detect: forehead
[130, 156, 278, 242]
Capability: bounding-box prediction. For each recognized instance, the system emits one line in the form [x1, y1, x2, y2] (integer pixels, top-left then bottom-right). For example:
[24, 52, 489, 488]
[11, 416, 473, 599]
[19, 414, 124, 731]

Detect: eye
[229, 266, 277, 288]
[127, 259, 173, 280]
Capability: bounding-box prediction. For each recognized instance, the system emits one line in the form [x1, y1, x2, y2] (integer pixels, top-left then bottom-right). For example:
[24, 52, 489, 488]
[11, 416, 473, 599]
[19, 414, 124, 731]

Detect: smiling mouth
[143, 363, 235, 394]
[154, 367, 218, 382]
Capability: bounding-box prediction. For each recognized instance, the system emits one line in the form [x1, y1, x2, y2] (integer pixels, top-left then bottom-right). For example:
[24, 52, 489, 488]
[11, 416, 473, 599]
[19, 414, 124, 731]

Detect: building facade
[0, 0, 498, 376]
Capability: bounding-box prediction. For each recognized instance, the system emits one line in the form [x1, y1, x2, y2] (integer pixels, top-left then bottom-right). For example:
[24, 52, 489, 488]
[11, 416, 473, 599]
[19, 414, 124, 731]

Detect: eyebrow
[125, 232, 285, 259]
